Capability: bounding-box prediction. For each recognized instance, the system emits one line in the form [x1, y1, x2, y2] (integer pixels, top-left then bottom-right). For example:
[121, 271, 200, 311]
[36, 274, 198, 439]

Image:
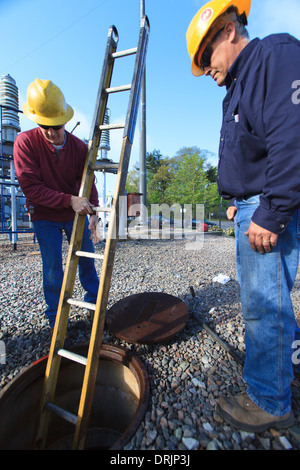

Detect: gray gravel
[1, 232, 300, 451]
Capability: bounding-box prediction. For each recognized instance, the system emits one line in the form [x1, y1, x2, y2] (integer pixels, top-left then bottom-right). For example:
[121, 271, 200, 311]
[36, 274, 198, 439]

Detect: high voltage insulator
[0, 74, 21, 135]
[100, 108, 111, 151]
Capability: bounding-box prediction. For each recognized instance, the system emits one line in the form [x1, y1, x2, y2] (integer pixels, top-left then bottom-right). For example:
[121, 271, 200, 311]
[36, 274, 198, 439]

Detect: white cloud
[249, 0, 300, 39]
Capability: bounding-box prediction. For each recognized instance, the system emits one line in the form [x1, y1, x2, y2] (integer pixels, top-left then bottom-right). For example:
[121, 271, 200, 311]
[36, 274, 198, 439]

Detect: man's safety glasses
[39, 124, 64, 130]
[200, 26, 225, 71]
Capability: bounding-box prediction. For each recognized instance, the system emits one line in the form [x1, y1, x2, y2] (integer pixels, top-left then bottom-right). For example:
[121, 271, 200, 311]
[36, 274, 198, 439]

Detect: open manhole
[0, 344, 149, 450]
[106, 292, 189, 344]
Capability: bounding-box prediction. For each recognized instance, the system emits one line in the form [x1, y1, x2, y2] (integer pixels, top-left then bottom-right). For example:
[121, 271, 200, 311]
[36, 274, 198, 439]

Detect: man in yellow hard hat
[187, 0, 300, 432]
[14, 79, 100, 333]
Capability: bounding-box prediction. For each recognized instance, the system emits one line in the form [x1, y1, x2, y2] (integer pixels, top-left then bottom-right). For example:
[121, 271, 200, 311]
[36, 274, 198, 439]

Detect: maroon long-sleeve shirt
[13, 127, 99, 222]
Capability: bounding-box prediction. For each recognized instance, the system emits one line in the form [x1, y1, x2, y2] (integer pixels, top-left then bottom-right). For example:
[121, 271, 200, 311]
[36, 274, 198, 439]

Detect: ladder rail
[35, 16, 150, 451]
[80, 26, 119, 202]
[73, 17, 150, 450]
[124, 16, 150, 145]
[34, 23, 120, 451]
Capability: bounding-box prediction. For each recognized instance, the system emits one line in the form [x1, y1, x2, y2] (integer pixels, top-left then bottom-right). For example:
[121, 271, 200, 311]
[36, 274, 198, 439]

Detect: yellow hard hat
[186, 0, 251, 76]
[23, 78, 74, 126]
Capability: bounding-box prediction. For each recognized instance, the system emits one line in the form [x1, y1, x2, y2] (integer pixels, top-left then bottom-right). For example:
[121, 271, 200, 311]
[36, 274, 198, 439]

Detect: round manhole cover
[106, 292, 189, 344]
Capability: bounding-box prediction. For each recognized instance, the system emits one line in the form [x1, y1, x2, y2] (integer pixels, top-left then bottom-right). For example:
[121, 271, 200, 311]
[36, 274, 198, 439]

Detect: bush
[225, 227, 235, 237]
[208, 225, 222, 232]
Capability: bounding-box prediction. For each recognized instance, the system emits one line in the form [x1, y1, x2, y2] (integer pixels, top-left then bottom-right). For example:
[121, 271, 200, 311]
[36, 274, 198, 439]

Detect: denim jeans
[33, 218, 99, 328]
[235, 195, 300, 416]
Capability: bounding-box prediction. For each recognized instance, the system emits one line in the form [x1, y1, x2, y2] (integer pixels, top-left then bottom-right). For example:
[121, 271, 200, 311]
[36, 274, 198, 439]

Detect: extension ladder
[35, 16, 150, 450]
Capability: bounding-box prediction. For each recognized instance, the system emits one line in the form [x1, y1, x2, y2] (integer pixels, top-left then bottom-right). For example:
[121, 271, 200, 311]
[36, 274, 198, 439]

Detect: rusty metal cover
[106, 292, 189, 344]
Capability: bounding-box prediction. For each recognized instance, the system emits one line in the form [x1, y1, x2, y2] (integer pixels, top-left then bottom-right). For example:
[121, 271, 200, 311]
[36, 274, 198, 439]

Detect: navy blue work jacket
[218, 34, 300, 234]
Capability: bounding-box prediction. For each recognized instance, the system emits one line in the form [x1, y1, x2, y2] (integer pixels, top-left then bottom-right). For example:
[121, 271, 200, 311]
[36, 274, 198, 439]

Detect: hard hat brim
[191, 60, 205, 77]
[22, 102, 74, 126]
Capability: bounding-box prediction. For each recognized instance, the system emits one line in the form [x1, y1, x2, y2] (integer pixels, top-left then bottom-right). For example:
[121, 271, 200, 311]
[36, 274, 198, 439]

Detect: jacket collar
[37, 126, 68, 153]
[225, 38, 260, 90]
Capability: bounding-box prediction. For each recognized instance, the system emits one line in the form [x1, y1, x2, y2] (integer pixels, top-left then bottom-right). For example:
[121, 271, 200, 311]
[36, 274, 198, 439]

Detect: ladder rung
[105, 84, 131, 94]
[92, 161, 119, 171]
[44, 402, 78, 426]
[35, 17, 150, 450]
[57, 349, 87, 366]
[99, 123, 125, 131]
[91, 206, 112, 212]
[75, 250, 104, 260]
[111, 47, 137, 59]
[67, 298, 96, 310]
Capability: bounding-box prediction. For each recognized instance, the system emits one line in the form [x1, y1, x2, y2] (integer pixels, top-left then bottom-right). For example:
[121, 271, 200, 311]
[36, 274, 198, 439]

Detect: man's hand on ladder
[70, 196, 100, 243]
[70, 195, 94, 215]
[88, 214, 100, 244]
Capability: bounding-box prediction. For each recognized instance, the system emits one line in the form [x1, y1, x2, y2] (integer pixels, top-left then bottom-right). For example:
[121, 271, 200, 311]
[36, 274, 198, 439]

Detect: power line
[0, 0, 111, 74]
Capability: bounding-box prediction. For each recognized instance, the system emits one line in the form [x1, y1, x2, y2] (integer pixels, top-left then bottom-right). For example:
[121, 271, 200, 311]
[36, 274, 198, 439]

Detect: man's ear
[224, 21, 237, 43]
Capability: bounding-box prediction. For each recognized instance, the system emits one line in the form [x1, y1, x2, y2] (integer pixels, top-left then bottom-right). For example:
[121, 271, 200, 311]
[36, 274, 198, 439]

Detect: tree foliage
[125, 146, 220, 206]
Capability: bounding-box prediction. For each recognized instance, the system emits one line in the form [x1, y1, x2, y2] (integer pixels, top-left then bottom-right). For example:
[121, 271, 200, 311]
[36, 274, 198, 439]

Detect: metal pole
[0, 107, 4, 234]
[139, 0, 147, 224]
[10, 159, 17, 250]
[102, 170, 106, 239]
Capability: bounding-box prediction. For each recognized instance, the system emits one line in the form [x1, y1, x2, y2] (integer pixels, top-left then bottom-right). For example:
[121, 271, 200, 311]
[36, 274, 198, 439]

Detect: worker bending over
[14, 79, 100, 332]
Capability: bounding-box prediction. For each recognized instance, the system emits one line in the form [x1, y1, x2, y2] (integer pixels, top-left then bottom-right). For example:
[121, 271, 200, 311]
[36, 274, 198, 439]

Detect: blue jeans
[33, 218, 99, 328]
[235, 195, 300, 416]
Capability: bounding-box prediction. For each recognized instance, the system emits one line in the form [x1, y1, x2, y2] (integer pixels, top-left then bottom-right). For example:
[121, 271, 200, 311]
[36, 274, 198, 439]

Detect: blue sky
[1, 0, 300, 197]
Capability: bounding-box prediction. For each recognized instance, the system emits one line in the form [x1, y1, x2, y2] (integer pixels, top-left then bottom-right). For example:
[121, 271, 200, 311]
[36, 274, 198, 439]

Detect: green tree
[166, 147, 219, 205]
[146, 150, 176, 204]
[125, 163, 139, 193]
[149, 159, 175, 203]
[146, 149, 162, 174]
[206, 163, 218, 183]
[126, 146, 220, 208]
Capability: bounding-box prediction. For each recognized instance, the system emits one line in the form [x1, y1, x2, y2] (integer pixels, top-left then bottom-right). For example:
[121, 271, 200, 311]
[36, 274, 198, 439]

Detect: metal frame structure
[0, 104, 34, 249]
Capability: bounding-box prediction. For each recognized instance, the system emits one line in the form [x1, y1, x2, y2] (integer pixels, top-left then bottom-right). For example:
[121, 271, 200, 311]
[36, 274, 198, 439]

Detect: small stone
[3, 236, 300, 451]
[174, 428, 182, 440]
[279, 436, 293, 450]
[182, 437, 199, 450]
[192, 377, 206, 388]
[288, 426, 300, 444]
[206, 439, 223, 450]
[232, 431, 241, 444]
[198, 432, 211, 448]
[179, 361, 189, 372]
[145, 430, 157, 446]
[240, 431, 255, 441]
[259, 437, 271, 450]
[203, 422, 214, 433]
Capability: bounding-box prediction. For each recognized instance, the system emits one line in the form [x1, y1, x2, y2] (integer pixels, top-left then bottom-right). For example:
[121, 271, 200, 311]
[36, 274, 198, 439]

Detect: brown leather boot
[216, 392, 294, 432]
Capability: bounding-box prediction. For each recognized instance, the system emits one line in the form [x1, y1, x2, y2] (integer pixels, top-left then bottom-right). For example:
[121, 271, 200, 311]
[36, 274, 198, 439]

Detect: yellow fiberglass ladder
[35, 16, 150, 450]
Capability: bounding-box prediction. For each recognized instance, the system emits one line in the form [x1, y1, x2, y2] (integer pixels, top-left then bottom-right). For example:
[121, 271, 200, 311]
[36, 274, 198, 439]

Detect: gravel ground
[1, 232, 300, 451]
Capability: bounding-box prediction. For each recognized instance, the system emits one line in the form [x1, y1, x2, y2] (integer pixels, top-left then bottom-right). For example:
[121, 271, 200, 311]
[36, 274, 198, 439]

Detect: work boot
[216, 392, 294, 432]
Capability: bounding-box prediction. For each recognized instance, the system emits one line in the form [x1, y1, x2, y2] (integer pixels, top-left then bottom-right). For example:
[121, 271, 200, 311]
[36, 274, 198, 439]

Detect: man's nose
[47, 127, 57, 136]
